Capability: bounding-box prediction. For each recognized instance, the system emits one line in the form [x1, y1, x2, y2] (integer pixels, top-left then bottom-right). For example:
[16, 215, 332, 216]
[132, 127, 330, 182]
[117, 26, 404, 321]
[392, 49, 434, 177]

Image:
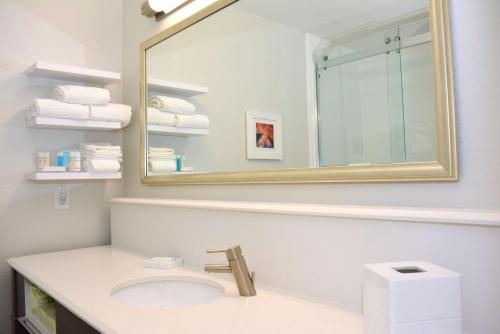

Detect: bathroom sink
[111, 276, 225, 309]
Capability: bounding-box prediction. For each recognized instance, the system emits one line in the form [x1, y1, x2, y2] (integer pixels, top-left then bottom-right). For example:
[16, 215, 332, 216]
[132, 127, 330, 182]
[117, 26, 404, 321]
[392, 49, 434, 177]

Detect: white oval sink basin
[111, 276, 225, 309]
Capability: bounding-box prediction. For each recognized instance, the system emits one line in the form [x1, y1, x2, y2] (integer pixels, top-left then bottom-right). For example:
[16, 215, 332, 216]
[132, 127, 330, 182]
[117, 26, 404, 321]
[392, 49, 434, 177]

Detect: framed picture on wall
[245, 111, 283, 160]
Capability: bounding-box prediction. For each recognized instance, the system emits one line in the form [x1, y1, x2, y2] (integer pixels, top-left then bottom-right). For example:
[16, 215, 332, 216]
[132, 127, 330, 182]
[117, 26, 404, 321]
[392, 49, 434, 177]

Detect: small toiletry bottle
[63, 150, 71, 168]
[181, 155, 187, 172]
[68, 151, 81, 172]
[37, 152, 50, 170]
[56, 152, 67, 171]
[176, 155, 181, 172]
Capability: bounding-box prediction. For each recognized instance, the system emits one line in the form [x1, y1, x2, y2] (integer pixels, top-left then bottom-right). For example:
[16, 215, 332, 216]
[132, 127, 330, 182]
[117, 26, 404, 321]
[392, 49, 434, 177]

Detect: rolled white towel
[175, 114, 210, 129]
[148, 96, 196, 114]
[52, 85, 110, 105]
[147, 107, 176, 126]
[83, 159, 121, 173]
[28, 99, 90, 120]
[90, 103, 132, 127]
[149, 160, 177, 173]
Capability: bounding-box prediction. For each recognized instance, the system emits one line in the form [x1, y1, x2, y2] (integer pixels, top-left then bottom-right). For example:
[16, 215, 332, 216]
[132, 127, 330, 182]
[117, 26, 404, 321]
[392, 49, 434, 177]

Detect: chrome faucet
[204, 245, 256, 297]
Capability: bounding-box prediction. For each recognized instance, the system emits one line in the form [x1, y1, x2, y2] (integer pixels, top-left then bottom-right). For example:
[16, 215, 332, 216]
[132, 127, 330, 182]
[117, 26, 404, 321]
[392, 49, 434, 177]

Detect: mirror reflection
[145, 0, 434, 176]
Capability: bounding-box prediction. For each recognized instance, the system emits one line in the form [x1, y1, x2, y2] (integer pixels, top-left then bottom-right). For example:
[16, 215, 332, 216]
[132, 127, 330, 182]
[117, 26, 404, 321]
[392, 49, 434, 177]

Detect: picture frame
[245, 111, 283, 160]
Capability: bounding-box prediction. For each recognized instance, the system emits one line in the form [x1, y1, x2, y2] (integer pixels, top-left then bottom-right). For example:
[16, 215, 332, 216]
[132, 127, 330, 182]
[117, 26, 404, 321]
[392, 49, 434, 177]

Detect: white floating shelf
[148, 79, 209, 97]
[27, 61, 121, 85]
[27, 117, 122, 131]
[27, 172, 122, 182]
[148, 125, 209, 136]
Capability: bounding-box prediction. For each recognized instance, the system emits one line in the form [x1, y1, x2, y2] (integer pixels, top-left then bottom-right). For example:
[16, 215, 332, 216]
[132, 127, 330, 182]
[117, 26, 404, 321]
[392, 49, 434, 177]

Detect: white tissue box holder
[363, 261, 462, 334]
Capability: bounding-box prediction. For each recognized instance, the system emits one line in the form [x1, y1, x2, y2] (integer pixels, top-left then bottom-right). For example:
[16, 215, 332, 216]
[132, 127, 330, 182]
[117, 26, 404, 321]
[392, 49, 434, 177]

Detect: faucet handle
[207, 246, 242, 261]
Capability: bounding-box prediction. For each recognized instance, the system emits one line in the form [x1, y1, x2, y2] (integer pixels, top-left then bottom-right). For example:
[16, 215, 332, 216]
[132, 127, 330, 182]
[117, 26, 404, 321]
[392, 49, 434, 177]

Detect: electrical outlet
[55, 185, 70, 210]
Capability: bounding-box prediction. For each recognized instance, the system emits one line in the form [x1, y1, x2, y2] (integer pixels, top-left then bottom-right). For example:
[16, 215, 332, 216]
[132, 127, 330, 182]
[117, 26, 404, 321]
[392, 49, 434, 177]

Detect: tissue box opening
[393, 266, 426, 274]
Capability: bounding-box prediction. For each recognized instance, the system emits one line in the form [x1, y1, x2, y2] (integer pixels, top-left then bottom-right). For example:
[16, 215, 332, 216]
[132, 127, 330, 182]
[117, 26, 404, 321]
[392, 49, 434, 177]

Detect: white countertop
[8, 246, 363, 334]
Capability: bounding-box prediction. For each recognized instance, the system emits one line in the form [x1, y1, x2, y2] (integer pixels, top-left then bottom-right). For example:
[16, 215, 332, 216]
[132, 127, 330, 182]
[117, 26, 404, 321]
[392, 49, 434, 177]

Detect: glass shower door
[316, 20, 435, 167]
[317, 52, 394, 167]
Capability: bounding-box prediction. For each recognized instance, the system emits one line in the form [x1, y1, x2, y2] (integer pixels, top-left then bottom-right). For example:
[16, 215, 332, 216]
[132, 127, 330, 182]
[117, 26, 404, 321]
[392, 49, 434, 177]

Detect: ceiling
[234, 0, 428, 40]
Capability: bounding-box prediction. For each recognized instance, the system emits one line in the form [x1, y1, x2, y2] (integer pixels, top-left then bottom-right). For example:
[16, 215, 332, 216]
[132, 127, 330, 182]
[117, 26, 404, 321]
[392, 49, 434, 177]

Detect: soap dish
[143, 257, 183, 270]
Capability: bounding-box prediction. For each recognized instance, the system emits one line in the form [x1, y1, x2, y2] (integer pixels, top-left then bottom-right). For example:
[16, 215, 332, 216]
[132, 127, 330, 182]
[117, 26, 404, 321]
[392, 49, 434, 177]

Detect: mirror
[140, 0, 456, 184]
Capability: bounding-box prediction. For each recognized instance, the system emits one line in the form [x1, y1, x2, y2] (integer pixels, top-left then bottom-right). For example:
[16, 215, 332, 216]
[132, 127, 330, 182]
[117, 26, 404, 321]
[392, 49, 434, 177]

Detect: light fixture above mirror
[141, 0, 191, 21]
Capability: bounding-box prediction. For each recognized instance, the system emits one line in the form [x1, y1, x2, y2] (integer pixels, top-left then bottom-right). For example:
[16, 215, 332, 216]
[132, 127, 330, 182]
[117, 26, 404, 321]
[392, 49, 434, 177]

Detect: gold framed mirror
[140, 0, 456, 185]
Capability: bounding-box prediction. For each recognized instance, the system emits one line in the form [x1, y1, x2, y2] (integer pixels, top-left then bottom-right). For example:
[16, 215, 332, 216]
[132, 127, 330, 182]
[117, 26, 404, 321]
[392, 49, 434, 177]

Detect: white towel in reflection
[28, 98, 90, 120]
[147, 107, 176, 126]
[149, 160, 176, 173]
[148, 96, 196, 114]
[52, 85, 110, 105]
[83, 159, 121, 173]
[149, 154, 176, 159]
[90, 103, 132, 127]
[175, 114, 209, 129]
[148, 146, 175, 155]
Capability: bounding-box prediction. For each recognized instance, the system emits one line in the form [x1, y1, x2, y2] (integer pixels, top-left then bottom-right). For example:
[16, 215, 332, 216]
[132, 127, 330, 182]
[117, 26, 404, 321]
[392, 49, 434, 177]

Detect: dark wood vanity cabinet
[11, 270, 100, 334]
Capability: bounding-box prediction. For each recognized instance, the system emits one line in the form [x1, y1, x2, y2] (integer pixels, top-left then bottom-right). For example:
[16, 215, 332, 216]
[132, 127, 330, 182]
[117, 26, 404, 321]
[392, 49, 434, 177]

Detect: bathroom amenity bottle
[56, 152, 67, 168]
[37, 152, 50, 170]
[68, 152, 81, 172]
[63, 150, 71, 167]
[176, 155, 181, 172]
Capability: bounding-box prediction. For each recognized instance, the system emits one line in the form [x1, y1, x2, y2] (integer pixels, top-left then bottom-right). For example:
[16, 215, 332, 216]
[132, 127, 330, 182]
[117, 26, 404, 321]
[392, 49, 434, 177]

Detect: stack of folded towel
[28, 85, 132, 128]
[148, 147, 177, 173]
[147, 96, 209, 129]
[80, 143, 122, 173]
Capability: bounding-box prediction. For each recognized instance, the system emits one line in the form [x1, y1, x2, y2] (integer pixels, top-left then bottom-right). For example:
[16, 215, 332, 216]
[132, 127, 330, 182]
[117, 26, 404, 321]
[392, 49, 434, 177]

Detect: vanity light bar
[141, 0, 191, 21]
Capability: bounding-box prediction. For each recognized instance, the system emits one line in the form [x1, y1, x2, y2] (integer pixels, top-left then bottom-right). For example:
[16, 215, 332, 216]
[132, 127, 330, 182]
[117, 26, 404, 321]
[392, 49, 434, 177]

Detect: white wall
[123, 0, 500, 210]
[0, 0, 123, 332]
[119, 1, 500, 334]
[147, 6, 309, 172]
[111, 202, 500, 334]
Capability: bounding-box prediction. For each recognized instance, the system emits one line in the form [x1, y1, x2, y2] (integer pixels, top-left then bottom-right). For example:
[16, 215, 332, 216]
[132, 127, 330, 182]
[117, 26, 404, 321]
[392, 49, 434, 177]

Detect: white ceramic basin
[111, 276, 225, 309]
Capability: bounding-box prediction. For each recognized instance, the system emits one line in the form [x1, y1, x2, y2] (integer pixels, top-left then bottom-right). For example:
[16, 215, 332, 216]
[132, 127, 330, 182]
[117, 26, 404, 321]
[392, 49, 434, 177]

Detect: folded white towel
[90, 103, 132, 127]
[52, 85, 110, 105]
[83, 149, 122, 156]
[80, 143, 122, 161]
[148, 96, 196, 114]
[149, 160, 177, 173]
[83, 159, 121, 173]
[83, 153, 122, 161]
[147, 107, 176, 126]
[175, 114, 210, 129]
[80, 143, 121, 152]
[28, 98, 90, 120]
